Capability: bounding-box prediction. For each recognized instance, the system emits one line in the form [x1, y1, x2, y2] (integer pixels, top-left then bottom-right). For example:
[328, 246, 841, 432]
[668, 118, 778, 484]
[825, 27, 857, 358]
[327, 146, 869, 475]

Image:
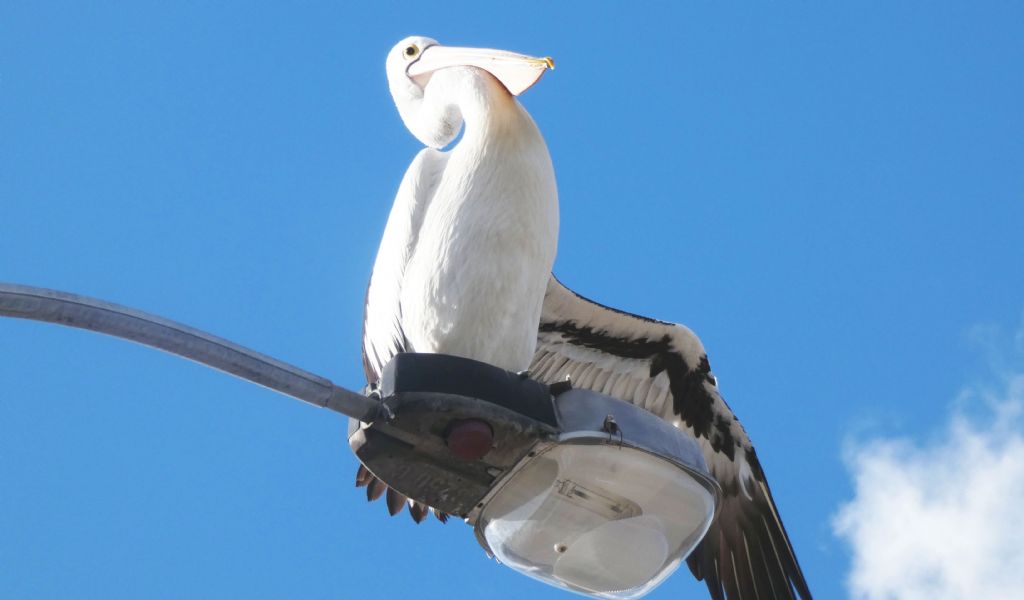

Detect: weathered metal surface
[349, 391, 552, 517]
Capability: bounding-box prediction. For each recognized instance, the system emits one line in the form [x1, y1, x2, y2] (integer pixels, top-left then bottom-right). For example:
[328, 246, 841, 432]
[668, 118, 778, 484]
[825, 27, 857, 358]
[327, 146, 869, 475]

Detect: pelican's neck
[452, 69, 518, 140]
[415, 66, 531, 150]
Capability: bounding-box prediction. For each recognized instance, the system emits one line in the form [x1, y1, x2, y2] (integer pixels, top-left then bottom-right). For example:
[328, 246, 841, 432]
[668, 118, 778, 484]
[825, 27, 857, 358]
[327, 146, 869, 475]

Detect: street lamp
[0, 283, 718, 599]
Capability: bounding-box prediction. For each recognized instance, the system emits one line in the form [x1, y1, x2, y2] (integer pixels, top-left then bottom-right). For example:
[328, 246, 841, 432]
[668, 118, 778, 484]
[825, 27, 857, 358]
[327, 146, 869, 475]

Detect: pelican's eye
[403, 44, 420, 60]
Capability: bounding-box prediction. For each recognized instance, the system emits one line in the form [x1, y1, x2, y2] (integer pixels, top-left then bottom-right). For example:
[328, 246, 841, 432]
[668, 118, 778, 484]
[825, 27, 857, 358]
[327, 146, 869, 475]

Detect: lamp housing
[348, 353, 719, 599]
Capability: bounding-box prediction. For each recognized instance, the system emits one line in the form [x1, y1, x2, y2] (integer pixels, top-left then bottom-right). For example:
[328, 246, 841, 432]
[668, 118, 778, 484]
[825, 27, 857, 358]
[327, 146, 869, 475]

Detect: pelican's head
[386, 36, 554, 148]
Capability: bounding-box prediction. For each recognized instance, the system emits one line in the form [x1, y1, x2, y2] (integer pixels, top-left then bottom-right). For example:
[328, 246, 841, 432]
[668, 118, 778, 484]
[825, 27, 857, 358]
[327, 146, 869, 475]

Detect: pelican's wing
[359, 148, 449, 523]
[530, 276, 812, 600]
[362, 148, 447, 382]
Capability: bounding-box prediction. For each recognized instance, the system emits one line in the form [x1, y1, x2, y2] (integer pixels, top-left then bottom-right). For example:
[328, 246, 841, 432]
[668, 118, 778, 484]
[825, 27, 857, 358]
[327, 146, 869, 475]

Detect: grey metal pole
[0, 283, 381, 421]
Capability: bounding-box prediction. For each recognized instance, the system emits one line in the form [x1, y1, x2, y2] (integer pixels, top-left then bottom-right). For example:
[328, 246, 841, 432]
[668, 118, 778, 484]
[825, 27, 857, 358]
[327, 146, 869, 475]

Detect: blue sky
[2, 3, 1023, 599]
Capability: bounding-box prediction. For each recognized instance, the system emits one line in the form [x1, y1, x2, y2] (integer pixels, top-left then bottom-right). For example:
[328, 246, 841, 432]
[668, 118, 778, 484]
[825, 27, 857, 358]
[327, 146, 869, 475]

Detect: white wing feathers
[362, 148, 447, 382]
[533, 276, 707, 422]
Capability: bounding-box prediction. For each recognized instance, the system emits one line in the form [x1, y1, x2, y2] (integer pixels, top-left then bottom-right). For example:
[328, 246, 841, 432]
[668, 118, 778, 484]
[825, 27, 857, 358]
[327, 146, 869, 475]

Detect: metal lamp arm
[0, 283, 380, 421]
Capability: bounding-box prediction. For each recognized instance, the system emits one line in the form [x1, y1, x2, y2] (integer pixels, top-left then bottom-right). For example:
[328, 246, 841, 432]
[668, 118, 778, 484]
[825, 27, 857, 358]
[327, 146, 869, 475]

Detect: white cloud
[834, 369, 1024, 599]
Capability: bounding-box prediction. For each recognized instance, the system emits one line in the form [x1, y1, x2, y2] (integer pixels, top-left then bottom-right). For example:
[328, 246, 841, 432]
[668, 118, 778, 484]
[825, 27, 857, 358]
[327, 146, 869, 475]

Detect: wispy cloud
[833, 324, 1024, 600]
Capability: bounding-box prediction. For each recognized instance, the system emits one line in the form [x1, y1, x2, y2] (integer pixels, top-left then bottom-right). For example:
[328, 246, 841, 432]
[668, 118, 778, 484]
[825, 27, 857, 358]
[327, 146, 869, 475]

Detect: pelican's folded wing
[362, 148, 447, 382]
[530, 275, 812, 600]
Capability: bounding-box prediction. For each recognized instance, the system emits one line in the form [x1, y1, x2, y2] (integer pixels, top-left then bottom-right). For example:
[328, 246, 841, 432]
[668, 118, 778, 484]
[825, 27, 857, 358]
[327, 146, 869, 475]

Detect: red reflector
[446, 419, 494, 461]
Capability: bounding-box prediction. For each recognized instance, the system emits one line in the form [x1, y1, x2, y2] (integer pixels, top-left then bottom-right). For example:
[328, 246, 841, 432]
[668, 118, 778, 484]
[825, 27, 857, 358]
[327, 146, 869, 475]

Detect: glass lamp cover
[477, 443, 716, 599]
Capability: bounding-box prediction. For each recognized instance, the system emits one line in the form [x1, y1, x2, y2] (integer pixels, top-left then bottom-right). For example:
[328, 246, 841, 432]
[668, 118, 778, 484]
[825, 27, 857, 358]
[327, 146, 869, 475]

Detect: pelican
[360, 36, 812, 600]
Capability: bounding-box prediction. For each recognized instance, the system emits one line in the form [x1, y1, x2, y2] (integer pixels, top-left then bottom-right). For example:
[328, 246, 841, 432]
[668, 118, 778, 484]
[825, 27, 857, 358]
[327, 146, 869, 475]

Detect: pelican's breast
[401, 110, 558, 372]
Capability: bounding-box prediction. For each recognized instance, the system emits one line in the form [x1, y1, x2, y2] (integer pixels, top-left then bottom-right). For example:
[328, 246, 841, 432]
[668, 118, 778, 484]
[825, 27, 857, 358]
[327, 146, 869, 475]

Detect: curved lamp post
[0, 283, 718, 599]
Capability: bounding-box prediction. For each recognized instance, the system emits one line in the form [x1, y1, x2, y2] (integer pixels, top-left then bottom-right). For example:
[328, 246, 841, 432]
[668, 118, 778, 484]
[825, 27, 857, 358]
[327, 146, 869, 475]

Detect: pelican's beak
[407, 45, 554, 96]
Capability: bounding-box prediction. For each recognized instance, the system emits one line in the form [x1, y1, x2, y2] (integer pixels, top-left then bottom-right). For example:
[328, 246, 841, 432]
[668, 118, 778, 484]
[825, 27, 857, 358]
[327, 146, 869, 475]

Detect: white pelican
[359, 36, 811, 600]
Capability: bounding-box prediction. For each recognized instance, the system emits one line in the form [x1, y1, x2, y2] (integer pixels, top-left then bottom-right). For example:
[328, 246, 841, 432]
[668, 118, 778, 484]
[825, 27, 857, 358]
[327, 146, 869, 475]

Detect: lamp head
[349, 354, 719, 599]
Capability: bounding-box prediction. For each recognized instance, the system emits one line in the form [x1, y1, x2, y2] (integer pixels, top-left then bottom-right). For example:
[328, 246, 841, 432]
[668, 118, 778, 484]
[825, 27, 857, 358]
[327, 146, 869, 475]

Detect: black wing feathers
[534, 277, 811, 599]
